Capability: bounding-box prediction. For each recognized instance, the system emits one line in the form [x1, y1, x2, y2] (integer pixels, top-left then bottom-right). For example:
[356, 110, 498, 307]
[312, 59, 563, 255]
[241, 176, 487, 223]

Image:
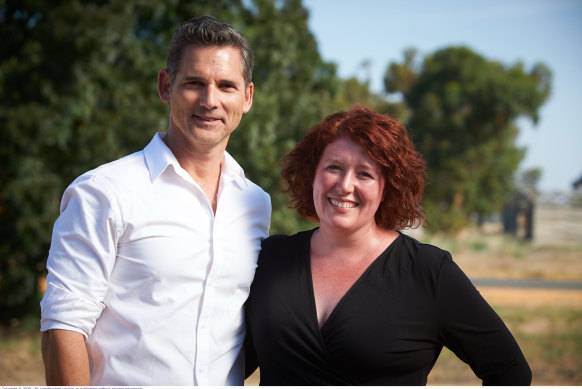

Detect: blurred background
[1, 0, 581, 385]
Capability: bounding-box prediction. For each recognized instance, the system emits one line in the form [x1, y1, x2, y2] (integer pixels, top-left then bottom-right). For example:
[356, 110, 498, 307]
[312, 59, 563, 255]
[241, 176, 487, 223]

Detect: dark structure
[502, 191, 534, 240]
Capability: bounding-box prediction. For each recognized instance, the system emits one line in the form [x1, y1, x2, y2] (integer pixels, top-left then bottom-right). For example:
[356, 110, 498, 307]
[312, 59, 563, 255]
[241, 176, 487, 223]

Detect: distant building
[502, 191, 534, 240]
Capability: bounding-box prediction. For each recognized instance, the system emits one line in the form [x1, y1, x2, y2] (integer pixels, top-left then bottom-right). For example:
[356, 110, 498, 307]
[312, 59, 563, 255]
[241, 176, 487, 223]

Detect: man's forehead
[178, 45, 245, 77]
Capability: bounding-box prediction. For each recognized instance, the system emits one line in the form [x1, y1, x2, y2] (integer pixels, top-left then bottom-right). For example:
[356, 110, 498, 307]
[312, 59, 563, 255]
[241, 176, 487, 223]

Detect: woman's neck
[311, 224, 397, 261]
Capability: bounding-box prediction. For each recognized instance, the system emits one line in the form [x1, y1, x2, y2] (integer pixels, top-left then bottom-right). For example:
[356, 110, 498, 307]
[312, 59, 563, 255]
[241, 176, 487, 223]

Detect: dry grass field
[422, 204, 582, 385]
[1, 204, 581, 386]
[246, 204, 582, 386]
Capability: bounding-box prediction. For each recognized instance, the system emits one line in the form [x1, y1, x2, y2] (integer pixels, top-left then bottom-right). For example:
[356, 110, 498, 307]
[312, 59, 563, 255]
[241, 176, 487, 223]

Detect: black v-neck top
[245, 229, 531, 385]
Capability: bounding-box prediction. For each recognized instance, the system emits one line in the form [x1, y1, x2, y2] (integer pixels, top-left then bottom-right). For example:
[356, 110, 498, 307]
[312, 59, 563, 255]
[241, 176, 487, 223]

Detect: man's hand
[41, 329, 90, 385]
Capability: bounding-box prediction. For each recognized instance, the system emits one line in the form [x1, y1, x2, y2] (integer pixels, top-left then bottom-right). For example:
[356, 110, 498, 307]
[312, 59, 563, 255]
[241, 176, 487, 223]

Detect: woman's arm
[436, 254, 532, 385]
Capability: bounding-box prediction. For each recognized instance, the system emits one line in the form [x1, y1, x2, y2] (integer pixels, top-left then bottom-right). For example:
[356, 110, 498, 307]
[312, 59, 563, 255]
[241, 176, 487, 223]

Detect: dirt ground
[244, 287, 582, 386]
[3, 287, 580, 386]
[2, 203, 581, 386]
[0, 327, 45, 385]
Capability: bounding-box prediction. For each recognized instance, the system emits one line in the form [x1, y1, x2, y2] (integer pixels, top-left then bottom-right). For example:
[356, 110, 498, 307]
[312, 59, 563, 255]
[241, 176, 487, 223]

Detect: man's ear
[242, 82, 254, 114]
[158, 69, 171, 103]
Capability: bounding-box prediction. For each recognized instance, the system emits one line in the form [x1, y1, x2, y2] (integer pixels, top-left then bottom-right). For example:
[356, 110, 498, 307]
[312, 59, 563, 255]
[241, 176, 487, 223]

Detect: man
[40, 16, 271, 386]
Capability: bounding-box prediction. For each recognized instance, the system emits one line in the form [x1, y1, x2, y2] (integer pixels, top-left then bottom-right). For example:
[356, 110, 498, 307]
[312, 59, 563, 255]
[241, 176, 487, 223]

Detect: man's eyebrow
[181, 75, 240, 86]
[181, 75, 204, 82]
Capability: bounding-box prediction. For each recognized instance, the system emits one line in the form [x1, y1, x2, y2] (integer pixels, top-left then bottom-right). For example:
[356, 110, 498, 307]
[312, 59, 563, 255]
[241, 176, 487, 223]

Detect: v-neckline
[305, 229, 401, 333]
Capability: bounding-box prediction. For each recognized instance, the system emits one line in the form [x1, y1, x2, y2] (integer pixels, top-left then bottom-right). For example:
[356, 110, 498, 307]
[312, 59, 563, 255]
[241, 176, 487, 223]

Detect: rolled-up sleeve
[40, 174, 121, 338]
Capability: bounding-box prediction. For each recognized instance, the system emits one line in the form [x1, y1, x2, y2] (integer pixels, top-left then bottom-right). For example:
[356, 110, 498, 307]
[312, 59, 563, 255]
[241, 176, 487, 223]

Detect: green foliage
[228, 0, 402, 234]
[226, 0, 340, 235]
[1, 0, 163, 322]
[1, 1, 553, 322]
[0, 0, 345, 322]
[516, 168, 542, 193]
[384, 47, 551, 231]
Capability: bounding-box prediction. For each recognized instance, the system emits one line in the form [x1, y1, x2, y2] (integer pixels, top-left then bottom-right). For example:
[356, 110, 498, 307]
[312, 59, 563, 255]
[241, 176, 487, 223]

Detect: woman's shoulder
[258, 229, 315, 264]
[395, 232, 453, 269]
[262, 229, 314, 250]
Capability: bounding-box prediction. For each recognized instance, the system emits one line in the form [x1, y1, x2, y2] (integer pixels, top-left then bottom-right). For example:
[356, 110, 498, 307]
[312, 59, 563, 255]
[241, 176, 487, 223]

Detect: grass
[245, 285, 582, 386]
[0, 326, 44, 385]
[2, 217, 581, 386]
[423, 216, 582, 385]
[427, 293, 582, 385]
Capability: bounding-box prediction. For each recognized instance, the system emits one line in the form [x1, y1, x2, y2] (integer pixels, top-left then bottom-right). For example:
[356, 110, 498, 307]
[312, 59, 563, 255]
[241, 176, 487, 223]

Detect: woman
[245, 106, 531, 385]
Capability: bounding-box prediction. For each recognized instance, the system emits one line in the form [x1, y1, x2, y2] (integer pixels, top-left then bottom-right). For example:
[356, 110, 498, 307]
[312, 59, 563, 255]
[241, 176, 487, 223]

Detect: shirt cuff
[40, 281, 104, 338]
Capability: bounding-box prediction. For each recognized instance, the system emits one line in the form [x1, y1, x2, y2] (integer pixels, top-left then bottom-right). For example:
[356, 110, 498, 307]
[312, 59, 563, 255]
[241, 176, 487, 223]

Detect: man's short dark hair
[166, 16, 254, 85]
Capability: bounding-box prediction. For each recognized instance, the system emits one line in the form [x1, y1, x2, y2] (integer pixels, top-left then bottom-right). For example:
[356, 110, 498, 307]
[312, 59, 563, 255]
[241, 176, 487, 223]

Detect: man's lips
[193, 114, 221, 123]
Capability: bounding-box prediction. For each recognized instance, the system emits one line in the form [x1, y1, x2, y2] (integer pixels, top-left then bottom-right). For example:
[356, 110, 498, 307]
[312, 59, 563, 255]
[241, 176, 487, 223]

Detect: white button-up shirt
[40, 133, 271, 385]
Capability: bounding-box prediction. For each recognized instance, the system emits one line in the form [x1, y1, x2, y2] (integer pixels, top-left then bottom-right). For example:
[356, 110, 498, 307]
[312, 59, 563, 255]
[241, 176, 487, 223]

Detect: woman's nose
[337, 171, 355, 193]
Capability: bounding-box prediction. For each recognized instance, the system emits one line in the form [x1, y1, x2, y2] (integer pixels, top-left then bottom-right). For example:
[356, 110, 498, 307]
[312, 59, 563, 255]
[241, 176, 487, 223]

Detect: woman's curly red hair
[281, 106, 426, 230]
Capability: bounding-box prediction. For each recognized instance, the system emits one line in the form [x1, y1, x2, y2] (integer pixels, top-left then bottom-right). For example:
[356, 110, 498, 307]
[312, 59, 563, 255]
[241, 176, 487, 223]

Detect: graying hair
[166, 16, 254, 85]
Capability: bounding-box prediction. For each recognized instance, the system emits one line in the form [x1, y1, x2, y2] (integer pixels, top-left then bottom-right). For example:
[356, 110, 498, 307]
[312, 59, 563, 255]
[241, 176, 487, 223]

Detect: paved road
[471, 278, 582, 290]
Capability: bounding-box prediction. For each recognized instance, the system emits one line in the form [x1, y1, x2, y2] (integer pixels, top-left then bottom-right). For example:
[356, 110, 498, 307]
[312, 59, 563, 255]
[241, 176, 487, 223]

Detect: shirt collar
[222, 149, 249, 189]
[144, 132, 248, 189]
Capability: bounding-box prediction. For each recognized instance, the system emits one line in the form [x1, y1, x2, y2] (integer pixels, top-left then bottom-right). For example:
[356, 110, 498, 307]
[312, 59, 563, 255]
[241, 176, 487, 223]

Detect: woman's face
[313, 136, 385, 234]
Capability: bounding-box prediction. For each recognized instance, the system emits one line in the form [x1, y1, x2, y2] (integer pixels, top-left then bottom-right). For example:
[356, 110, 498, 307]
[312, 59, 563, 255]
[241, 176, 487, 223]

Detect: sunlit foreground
[244, 287, 582, 386]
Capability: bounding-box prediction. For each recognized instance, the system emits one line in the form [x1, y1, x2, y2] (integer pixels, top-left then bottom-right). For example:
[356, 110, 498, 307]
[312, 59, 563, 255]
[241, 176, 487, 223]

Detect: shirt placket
[194, 184, 225, 385]
[195, 226, 214, 385]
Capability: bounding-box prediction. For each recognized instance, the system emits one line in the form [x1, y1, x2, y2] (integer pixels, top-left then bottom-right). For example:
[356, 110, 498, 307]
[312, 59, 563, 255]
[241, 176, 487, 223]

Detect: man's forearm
[41, 329, 90, 386]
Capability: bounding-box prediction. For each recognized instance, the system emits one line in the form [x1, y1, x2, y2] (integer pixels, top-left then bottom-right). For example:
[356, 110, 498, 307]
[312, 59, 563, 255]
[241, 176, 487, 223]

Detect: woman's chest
[311, 257, 376, 326]
[319, 278, 441, 380]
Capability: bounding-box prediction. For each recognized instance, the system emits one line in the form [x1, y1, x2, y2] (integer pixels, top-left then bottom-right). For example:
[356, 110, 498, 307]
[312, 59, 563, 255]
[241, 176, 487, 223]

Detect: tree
[226, 0, 341, 234]
[516, 168, 542, 193]
[1, 0, 168, 322]
[0, 0, 343, 322]
[384, 47, 551, 231]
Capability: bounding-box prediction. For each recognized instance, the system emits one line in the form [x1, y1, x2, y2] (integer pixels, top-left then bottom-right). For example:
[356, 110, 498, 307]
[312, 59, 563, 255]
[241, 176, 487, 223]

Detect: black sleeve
[243, 235, 289, 380]
[436, 254, 532, 385]
[244, 310, 259, 379]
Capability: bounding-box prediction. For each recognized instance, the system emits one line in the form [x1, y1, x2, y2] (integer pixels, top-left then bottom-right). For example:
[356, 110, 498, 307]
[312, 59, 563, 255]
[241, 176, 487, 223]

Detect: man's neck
[163, 132, 226, 213]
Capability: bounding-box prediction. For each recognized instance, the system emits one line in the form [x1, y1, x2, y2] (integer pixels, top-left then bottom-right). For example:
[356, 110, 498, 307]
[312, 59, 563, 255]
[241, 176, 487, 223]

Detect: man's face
[159, 45, 253, 149]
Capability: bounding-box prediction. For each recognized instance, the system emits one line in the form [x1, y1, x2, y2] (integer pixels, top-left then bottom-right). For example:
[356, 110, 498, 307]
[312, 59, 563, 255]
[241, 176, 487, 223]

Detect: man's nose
[200, 85, 218, 108]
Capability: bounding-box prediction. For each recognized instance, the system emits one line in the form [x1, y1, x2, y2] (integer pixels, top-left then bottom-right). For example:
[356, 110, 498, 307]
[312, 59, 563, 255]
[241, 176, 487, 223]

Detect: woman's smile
[328, 198, 358, 209]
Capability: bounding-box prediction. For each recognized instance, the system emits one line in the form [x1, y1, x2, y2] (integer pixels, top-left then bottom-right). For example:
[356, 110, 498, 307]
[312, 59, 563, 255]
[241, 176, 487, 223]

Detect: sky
[303, 0, 582, 193]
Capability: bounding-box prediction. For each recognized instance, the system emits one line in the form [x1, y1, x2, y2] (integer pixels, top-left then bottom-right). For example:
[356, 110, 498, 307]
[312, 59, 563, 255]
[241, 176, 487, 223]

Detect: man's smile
[194, 114, 221, 123]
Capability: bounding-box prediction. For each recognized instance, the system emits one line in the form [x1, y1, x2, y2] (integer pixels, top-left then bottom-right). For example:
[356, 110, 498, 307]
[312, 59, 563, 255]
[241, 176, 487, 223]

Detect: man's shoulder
[241, 176, 267, 193]
[69, 150, 147, 193]
[86, 150, 146, 178]
[223, 151, 270, 203]
[241, 177, 271, 201]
